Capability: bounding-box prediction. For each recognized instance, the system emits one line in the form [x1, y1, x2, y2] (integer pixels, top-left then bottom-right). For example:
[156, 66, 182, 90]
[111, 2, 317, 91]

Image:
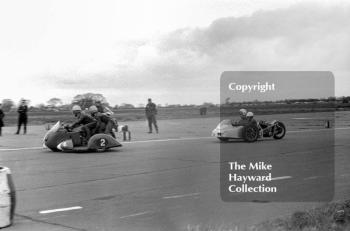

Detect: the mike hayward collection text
[227, 161, 277, 193]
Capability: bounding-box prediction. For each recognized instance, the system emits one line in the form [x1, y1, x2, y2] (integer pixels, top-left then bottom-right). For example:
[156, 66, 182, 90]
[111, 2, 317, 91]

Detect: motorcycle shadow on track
[42, 148, 123, 155]
[214, 138, 284, 144]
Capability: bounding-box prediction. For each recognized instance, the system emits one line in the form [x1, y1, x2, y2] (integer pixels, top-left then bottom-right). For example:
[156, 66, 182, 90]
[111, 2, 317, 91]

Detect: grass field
[2, 102, 349, 126]
[187, 200, 350, 231]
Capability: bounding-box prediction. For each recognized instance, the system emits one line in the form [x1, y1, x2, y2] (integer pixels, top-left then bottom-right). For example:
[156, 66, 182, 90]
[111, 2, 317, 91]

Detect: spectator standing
[199, 107, 207, 116]
[145, 98, 158, 133]
[15, 100, 28, 135]
[0, 104, 4, 136]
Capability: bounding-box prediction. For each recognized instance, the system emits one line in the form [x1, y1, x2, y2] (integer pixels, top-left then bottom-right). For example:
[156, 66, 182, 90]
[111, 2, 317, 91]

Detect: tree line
[2, 94, 349, 113]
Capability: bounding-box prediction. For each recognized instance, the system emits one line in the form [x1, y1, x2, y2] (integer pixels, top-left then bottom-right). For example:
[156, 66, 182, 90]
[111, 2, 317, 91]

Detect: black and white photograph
[0, 0, 350, 230]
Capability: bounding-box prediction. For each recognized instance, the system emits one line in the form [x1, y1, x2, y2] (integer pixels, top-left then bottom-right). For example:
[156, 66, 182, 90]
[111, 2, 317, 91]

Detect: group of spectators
[0, 99, 28, 136]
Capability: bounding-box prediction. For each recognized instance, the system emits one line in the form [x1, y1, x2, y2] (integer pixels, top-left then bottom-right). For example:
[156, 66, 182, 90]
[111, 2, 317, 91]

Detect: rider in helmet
[95, 100, 114, 116]
[246, 112, 257, 125]
[232, 108, 249, 126]
[94, 100, 117, 129]
[72, 105, 82, 116]
[239, 108, 248, 120]
[69, 105, 97, 141]
[89, 105, 116, 138]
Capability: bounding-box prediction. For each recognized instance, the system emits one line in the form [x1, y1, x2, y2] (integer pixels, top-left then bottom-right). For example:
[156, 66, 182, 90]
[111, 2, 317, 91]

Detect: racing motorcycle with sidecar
[212, 119, 286, 142]
[43, 121, 122, 152]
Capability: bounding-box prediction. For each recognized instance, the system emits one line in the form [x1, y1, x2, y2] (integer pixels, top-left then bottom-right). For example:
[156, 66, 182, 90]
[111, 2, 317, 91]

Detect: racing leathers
[248, 118, 258, 126]
[232, 118, 249, 126]
[70, 113, 97, 141]
[92, 112, 116, 138]
[232, 117, 258, 126]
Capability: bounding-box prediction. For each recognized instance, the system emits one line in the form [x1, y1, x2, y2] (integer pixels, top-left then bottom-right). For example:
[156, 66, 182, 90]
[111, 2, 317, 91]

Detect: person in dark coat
[145, 98, 158, 133]
[0, 103, 4, 136]
[15, 100, 28, 135]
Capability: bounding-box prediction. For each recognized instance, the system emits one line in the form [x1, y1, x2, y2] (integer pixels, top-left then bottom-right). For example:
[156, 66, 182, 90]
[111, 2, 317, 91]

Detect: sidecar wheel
[242, 124, 259, 142]
[96, 146, 107, 152]
[273, 122, 286, 139]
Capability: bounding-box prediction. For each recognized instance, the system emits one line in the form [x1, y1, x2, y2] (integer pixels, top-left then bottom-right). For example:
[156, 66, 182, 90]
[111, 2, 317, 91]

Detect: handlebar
[63, 124, 72, 132]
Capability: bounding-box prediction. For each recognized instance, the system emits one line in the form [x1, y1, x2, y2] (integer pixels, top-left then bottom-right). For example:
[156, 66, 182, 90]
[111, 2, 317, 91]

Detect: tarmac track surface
[0, 112, 350, 231]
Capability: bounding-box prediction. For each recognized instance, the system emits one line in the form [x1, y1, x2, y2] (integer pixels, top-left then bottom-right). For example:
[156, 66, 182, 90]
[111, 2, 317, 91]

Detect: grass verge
[187, 200, 350, 231]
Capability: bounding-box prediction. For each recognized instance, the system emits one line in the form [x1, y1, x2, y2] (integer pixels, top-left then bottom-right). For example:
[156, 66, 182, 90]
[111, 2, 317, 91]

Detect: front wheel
[218, 137, 229, 142]
[49, 147, 60, 152]
[273, 122, 286, 139]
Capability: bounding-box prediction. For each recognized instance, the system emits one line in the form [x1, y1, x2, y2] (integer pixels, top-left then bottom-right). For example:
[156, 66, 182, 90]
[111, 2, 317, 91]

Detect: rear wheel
[242, 124, 259, 142]
[273, 122, 286, 139]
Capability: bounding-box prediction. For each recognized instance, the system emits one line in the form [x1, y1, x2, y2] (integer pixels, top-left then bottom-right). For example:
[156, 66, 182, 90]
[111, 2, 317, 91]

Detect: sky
[0, 0, 349, 106]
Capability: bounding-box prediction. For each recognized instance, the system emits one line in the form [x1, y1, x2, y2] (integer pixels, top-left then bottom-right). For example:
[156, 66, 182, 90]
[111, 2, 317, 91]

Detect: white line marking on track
[162, 192, 200, 199]
[119, 211, 152, 219]
[288, 127, 350, 133]
[127, 136, 212, 144]
[39, 206, 82, 214]
[1, 127, 349, 151]
[292, 118, 318, 120]
[334, 127, 350, 130]
[304, 176, 319, 180]
[0, 146, 43, 151]
[271, 176, 292, 181]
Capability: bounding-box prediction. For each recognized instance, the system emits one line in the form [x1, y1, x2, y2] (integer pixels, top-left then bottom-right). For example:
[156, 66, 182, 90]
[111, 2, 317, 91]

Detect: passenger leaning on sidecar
[68, 105, 97, 141]
[246, 112, 258, 126]
[89, 106, 116, 138]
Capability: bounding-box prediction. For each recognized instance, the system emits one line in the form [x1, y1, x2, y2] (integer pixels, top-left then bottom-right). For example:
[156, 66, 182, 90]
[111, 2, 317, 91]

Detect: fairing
[212, 119, 243, 138]
[43, 121, 122, 152]
[43, 121, 61, 144]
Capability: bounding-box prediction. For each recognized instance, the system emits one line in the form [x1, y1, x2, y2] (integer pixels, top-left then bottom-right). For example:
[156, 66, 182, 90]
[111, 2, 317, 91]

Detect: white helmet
[239, 108, 247, 116]
[89, 105, 98, 113]
[72, 105, 82, 112]
[247, 112, 254, 117]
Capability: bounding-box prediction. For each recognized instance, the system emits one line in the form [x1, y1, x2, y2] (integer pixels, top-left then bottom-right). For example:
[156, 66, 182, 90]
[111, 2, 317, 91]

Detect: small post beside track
[121, 125, 131, 141]
[325, 120, 331, 128]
